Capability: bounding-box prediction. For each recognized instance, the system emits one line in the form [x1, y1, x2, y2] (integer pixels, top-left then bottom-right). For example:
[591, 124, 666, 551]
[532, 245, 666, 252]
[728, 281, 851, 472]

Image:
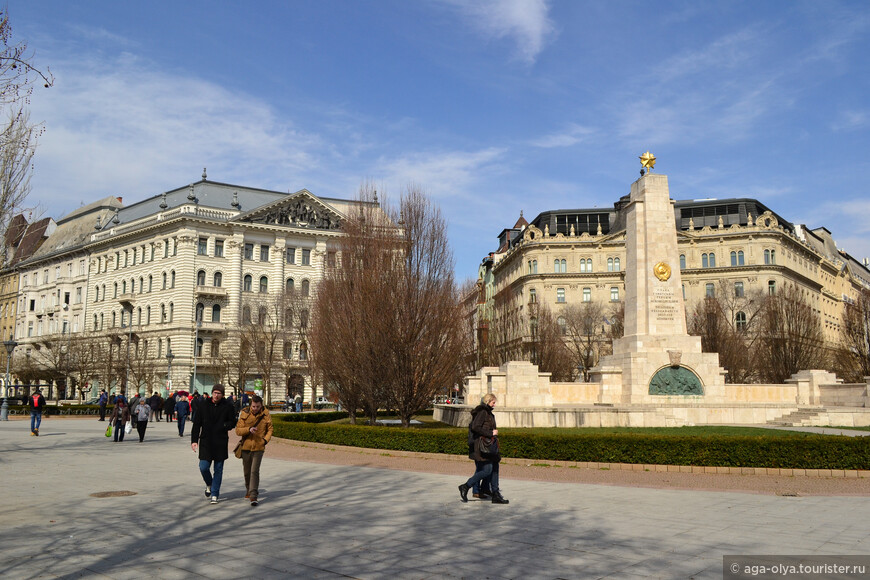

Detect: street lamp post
[166, 350, 175, 395]
[1, 337, 18, 421]
[190, 318, 201, 392]
[123, 307, 134, 396]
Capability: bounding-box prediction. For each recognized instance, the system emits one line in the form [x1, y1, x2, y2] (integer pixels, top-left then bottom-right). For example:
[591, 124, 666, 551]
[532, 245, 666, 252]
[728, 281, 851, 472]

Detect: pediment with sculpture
[233, 190, 343, 230]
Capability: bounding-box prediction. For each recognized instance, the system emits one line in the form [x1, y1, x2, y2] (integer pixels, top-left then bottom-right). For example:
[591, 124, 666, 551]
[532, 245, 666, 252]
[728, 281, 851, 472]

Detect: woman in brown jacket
[234, 395, 273, 506]
[108, 401, 131, 443]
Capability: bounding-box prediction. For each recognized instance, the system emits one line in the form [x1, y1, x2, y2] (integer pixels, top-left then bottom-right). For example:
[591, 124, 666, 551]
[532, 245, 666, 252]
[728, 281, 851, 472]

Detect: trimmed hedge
[271, 421, 870, 470]
[277, 409, 434, 423]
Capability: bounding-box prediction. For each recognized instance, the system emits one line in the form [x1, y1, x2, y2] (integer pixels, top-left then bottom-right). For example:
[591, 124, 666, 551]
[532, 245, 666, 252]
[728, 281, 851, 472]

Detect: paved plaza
[1, 417, 869, 579]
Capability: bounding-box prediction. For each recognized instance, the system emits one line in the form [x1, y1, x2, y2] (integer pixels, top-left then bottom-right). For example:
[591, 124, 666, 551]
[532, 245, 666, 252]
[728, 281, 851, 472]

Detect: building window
[170, 271, 176, 288]
[614, 258, 620, 271]
[300, 309, 309, 329]
[768, 280, 776, 295]
[286, 278, 295, 292]
[122, 280, 128, 295]
[702, 253, 715, 268]
[198, 238, 208, 256]
[113, 283, 118, 298]
[148, 275, 153, 292]
[734, 282, 744, 298]
[146, 306, 151, 325]
[258, 306, 267, 323]
[244, 243, 254, 260]
[196, 303, 204, 322]
[75, 287, 82, 304]
[327, 251, 336, 268]
[679, 254, 686, 270]
[582, 287, 591, 302]
[161, 304, 166, 323]
[243, 275, 252, 292]
[259, 276, 268, 293]
[731, 250, 745, 266]
[260, 245, 270, 261]
[172, 238, 177, 256]
[682, 284, 686, 299]
[214, 240, 224, 258]
[212, 304, 221, 322]
[528, 288, 536, 303]
[162, 272, 167, 290]
[302, 249, 311, 266]
[169, 302, 174, 322]
[286, 247, 296, 264]
[557, 316, 567, 336]
[705, 283, 715, 297]
[607, 258, 613, 272]
[610, 287, 619, 301]
[211, 339, 220, 357]
[164, 240, 169, 258]
[195, 338, 204, 357]
[213, 272, 222, 287]
[197, 270, 206, 286]
[764, 249, 776, 265]
[531, 260, 537, 274]
[139, 277, 144, 294]
[299, 342, 308, 361]
[242, 306, 252, 324]
[735, 311, 747, 331]
[556, 288, 566, 303]
[301, 280, 310, 297]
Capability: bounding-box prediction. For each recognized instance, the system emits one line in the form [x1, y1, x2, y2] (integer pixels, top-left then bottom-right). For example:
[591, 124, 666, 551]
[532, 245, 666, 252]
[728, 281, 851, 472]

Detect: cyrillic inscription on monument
[650, 286, 678, 321]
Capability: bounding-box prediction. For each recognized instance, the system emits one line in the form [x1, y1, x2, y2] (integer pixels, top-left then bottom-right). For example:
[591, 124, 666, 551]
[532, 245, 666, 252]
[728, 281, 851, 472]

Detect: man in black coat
[191, 384, 236, 504]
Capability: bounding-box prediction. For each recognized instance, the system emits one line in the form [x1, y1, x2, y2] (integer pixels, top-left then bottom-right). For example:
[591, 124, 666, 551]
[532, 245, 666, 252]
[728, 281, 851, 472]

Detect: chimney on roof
[116, 197, 123, 203]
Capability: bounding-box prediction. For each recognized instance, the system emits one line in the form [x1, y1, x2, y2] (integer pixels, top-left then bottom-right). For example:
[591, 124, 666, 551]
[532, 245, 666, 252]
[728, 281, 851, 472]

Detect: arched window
[731, 251, 737, 266]
[614, 258, 619, 271]
[302, 280, 310, 297]
[162, 272, 167, 290]
[243, 275, 252, 292]
[702, 254, 709, 268]
[284, 342, 293, 359]
[764, 249, 776, 265]
[146, 306, 151, 325]
[285, 308, 293, 326]
[768, 280, 776, 295]
[197, 270, 206, 286]
[557, 316, 567, 336]
[299, 342, 308, 361]
[170, 270, 176, 288]
[528, 261, 533, 275]
[137, 307, 142, 325]
[242, 305, 251, 324]
[113, 282, 118, 298]
[705, 283, 715, 297]
[735, 311, 747, 331]
[148, 275, 153, 292]
[100, 313, 104, 330]
[607, 258, 613, 272]
[169, 302, 174, 322]
[734, 282, 744, 298]
[195, 338, 204, 357]
[213, 272, 222, 287]
[679, 254, 686, 270]
[121, 280, 127, 294]
[259, 276, 268, 293]
[139, 277, 144, 293]
[211, 339, 220, 357]
[95, 286, 100, 301]
[561, 259, 567, 273]
[300, 309, 309, 328]
[212, 304, 221, 322]
[286, 278, 295, 292]
[529, 289, 536, 303]
[93, 314, 98, 330]
[112, 311, 116, 327]
[161, 304, 166, 323]
[554, 259, 560, 273]
[579, 259, 586, 273]
[258, 306, 267, 323]
[532, 260, 537, 274]
[196, 302, 204, 322]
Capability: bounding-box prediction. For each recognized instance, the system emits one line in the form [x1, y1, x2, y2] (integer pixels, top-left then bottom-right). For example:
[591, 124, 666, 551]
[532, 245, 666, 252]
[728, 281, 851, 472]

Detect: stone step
[767, 408, 828, 427]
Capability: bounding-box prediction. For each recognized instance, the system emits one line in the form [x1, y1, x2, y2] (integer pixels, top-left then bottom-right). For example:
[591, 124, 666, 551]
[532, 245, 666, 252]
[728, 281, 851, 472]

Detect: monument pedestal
[591, 171, 727, 404]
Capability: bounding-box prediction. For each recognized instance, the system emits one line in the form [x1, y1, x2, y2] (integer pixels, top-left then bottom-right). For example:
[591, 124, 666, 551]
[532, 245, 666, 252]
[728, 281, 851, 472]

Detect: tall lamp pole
[123, 307, 134, 396]
[190, 318, 201, 392]
[166, 350, 174, 395]
[2, 337, 17, 421]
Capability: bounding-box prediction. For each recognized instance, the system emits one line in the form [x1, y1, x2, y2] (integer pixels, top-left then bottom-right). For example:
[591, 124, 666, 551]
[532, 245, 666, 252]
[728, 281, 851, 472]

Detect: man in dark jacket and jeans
[191, 384, 236, 504]
[29, 388, 47, 436]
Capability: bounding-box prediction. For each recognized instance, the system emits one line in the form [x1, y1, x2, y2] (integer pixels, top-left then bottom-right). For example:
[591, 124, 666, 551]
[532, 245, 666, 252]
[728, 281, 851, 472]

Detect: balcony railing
[195, 285, 228, 297]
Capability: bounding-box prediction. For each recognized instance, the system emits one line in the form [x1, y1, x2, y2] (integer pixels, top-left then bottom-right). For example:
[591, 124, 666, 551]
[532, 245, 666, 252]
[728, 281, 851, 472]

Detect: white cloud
[440, 0, 555, 64]
[529, 123, 594, 148]
[831, 110, 869, 132]
[373, 147, 507, 198]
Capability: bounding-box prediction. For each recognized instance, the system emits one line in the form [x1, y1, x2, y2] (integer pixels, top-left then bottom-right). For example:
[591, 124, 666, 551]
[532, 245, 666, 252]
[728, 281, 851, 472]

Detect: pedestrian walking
[134, 398, 150, 442]
[149, 392, 162, 422]
[234, 395, 273, 506]
[129, 393, 141, 429]
[29, 388, 46, 436]
[164, 393, 175, 422]
[458, 393, 509, 505]
[294, 392, 302, 413]
[191, 384, 236, 504]
[98, 390, 108, 422]
[176, 394, 190, 436]
[108, 401, 130, 443]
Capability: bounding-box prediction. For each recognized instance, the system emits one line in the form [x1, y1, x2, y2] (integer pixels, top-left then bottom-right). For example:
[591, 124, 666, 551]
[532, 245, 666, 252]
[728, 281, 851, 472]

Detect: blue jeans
[296, 402, 302, 412]
[199, 459, 224, 498]
[30, 411, 42, 432]
[466, 461, 499, 494]
[177, 414, 187, 436]
[471, 460, 492, 495]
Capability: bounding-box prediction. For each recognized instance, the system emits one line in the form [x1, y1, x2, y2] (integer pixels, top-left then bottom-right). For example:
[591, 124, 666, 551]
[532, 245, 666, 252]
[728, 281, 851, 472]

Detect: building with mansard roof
[8, 172, 370, 403]
[472, 193, 870, 375]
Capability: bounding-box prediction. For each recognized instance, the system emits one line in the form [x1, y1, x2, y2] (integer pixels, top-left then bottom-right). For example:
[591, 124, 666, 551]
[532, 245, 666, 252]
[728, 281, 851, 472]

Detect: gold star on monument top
[639, 151, 656, 169]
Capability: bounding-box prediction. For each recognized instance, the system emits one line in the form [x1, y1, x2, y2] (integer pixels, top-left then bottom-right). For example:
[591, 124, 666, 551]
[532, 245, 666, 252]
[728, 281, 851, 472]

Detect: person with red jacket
[29, 388, 46, 436]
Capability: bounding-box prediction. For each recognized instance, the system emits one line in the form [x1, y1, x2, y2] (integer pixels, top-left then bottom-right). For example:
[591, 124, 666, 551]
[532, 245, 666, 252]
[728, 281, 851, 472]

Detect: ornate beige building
[7, 173, 368, 402]
[474, 195, 870, 372]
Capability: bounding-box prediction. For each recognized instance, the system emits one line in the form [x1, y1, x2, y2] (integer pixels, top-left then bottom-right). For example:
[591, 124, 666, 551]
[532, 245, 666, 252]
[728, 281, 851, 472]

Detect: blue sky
[9, 0, 870, 279]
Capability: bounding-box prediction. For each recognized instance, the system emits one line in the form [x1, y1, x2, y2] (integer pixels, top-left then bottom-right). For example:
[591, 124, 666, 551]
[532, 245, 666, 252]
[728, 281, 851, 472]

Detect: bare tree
[213, 329, 255, 398]
[529, 303, 574, 381]
[757, 283, 828, 383]
[237, 294, 285, 405]
[562, 301, 608, 381]
[67, 331, 104, 400]
[835, 288, 870, 382]
[0, 11, 52, 264]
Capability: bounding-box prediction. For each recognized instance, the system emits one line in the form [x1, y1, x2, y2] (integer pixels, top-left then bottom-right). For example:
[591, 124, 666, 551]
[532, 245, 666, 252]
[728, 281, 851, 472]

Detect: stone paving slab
[1, 419, 870, 579]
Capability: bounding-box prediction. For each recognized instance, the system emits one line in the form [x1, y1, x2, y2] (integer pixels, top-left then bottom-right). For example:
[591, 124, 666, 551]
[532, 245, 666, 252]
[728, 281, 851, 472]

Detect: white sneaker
[210, 496, 218, 504]
[204, 487, 211, 498]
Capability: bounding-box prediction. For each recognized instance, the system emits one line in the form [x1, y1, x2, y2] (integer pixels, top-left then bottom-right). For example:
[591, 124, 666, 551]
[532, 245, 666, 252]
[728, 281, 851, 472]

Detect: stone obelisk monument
[592, 153, 726, 404]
